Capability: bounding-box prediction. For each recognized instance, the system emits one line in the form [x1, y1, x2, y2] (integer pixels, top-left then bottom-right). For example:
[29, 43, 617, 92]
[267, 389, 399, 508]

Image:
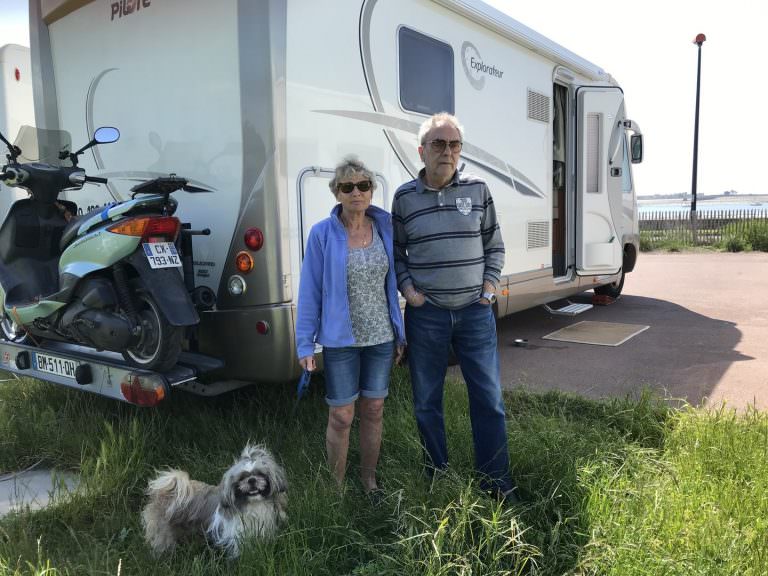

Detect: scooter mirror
[94, 127, 120, 144]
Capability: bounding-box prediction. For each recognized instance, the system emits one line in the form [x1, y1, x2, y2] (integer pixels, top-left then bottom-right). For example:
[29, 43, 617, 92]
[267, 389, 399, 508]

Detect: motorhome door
[575, 86, 624, 276]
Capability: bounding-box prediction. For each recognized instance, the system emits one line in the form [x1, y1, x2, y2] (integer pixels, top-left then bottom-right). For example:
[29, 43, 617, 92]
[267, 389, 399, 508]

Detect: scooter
[0, 125, 207, 372]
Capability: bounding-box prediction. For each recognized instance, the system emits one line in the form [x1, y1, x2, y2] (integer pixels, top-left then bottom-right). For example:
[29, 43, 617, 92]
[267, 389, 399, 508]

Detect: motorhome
[22, 0, 642, 391]
[0, 44, 34, 216]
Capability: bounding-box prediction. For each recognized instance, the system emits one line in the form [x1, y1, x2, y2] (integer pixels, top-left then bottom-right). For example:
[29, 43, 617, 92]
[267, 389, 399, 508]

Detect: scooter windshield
[13, 125, 73, 167]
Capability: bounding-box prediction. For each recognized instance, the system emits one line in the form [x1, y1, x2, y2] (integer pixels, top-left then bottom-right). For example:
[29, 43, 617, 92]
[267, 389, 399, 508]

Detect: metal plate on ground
[542, 321, 649, 347]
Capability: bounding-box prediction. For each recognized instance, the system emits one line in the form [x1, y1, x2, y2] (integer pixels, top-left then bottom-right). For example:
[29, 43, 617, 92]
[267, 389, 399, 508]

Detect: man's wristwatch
[482, 291, 497, 304]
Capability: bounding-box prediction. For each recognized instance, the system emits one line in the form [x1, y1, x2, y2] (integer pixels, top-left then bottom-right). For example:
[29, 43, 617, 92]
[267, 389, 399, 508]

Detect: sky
[1, 0, 766, 197]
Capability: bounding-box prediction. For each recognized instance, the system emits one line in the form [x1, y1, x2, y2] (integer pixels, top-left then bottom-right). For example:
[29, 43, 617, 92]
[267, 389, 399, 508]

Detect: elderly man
[392, 112, 518, 502]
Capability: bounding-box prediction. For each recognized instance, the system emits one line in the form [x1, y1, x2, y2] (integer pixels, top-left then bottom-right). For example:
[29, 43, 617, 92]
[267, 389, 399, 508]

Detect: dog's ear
[218, 479, 236, 510]
[269, 460, 288, 494]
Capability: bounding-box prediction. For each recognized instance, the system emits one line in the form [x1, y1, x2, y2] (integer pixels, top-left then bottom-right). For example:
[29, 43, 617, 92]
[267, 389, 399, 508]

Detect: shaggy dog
[142, 444, 287, 557]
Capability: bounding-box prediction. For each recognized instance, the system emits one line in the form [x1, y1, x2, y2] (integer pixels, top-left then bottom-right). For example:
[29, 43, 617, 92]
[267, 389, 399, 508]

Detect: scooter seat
[60, 205, 103, 250]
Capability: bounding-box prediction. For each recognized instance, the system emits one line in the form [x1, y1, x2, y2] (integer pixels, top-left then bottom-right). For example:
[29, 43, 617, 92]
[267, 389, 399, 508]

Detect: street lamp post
[690, 33, 706, 243]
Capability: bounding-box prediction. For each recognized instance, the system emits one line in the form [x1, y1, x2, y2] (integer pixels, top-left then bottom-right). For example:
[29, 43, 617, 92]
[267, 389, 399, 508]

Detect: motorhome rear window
[398, 27, 454, 115]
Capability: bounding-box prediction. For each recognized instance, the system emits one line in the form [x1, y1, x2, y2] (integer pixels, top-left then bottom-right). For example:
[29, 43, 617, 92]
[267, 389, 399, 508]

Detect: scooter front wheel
[0, 310, 28, 344]
[122, 287, 181, 372]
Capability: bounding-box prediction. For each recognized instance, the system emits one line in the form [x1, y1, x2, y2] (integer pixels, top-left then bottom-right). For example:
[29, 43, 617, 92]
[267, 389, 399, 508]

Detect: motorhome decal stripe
[357, 0, 544, 200]
[85, 68, 122, 202]
[359, 0, 419, 178]
[316, 108, 546, 201]
[512, 179, 541, 198]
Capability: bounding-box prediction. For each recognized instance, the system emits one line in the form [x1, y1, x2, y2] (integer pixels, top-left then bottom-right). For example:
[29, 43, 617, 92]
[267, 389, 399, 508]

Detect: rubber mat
[542, 321, 649, 347]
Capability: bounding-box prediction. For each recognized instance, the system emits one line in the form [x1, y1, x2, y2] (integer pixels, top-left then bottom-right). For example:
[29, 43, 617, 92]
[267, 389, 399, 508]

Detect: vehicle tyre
[0, 310, 28, 344]
[594, 270, 625, 298]
[122, 284, 181, 372]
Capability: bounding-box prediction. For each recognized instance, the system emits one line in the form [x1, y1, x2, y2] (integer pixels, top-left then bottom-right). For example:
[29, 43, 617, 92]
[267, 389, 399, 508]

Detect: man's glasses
[425, 139, 463, 153]
[337, 180, 373, 194]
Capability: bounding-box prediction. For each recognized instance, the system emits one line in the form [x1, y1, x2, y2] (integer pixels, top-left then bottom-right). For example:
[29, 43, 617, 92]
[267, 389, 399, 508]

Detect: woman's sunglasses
[337, 180, 373, 194]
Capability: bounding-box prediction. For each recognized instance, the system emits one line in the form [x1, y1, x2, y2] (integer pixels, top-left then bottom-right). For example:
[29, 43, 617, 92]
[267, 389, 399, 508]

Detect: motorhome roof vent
[526, 220, 549, 249]
[527, 89, 550, 123]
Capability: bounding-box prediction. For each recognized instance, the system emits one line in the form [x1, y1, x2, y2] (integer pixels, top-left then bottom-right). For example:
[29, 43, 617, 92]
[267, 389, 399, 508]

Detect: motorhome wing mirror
[94, 126, 120, 144]
[630, 134, 643, 164]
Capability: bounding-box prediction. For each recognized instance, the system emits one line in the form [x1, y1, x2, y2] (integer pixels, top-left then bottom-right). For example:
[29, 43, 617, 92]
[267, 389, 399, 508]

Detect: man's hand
[480, 281, 497, 306]
[403, 286, 426, 307]
[395, 344, 405, 365]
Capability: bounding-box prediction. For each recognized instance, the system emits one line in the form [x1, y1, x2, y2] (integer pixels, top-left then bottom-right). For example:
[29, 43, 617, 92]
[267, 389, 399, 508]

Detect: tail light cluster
[234, 227, 263, 274]
[228, 227, 264, 311]
[120, 372, 166, 406]
[108, 216, 180, 243]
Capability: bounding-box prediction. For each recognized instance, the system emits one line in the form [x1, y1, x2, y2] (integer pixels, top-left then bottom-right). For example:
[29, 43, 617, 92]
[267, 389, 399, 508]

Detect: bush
[744, 221, 768, 251]
[721, 234, 749, 252]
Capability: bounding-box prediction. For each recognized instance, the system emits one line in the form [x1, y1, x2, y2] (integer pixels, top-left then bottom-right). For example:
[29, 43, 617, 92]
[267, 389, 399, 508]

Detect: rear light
[108, 216, 180, 242]
[228, 275, 246, 295]
[144, 217, 180, 242]
[244, 228, 264, 251]
[235, 251, 254, 273]
[109, 217, 149, 237]
[120, 372, 167, 406]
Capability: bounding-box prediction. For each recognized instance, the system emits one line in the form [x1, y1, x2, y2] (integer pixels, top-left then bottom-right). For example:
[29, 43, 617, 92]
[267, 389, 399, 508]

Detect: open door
[575, 87, 623, 276]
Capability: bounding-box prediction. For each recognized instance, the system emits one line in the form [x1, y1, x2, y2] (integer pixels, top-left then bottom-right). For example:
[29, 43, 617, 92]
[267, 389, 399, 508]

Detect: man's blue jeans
[405, 301, 513, 493]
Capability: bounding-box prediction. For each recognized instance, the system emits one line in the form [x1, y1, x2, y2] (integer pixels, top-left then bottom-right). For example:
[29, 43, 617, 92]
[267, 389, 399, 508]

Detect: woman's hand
[299, 355, 316, 372]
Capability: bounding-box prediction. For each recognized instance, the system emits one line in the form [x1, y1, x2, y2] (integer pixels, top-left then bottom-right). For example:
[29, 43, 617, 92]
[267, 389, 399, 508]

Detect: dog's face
[220, 444, 287, 510]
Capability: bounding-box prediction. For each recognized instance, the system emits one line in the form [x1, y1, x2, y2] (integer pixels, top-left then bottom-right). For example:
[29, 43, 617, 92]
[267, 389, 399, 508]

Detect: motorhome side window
[398, 27, 454, 115]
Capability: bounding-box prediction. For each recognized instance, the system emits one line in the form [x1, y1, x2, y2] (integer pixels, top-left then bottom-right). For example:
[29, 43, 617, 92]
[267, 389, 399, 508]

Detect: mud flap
[125, 251, 199, 327]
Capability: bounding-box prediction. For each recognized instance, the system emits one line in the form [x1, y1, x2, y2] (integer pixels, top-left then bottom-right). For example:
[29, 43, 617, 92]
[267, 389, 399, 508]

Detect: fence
[639, 208, 768, 248]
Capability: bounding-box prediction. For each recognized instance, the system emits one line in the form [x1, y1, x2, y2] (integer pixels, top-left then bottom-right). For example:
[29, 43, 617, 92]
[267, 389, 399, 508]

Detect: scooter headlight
[228, 275, 246, 295]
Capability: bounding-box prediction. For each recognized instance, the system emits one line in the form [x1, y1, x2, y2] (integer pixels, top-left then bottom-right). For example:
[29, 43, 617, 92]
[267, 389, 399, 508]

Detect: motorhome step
[543, 300, 594, 316]
[175, 351, 225, 377]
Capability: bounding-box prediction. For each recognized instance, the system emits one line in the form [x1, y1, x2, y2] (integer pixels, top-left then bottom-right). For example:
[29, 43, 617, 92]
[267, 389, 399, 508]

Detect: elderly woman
[296, 156, 405, 494]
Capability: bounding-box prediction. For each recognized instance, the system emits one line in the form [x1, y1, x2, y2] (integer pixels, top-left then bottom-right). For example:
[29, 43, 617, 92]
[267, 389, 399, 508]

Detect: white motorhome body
[28, 0, 642, 387]
[0, 44, 35, 215]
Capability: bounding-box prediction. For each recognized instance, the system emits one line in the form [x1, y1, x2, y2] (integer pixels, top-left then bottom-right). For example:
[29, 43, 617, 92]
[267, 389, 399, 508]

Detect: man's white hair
[417, 112, 465, 146]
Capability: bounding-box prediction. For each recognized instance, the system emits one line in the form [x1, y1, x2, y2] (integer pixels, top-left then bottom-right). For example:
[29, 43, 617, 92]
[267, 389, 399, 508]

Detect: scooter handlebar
[0, 167, 27, 184]
[84, 175, 108, 184]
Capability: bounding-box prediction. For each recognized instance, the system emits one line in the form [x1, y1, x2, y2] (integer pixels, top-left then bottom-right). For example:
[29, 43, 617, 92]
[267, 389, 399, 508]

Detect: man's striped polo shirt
[392, 169, 505, 310]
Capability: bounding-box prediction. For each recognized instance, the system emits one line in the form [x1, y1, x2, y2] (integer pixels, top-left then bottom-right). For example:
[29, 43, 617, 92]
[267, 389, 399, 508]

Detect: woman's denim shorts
[322, 340, 395, 407]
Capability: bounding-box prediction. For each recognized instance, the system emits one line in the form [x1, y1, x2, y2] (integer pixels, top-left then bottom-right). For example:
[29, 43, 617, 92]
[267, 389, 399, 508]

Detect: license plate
[33, 352, 78, 379]
[142, 242, 182, 269]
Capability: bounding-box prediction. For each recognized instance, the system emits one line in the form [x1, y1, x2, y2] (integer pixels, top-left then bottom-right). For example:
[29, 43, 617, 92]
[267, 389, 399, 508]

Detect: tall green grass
[0, 370, 766, 575]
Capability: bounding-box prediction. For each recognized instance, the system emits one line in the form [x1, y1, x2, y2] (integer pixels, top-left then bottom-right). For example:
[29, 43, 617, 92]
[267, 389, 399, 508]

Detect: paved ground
[0, 469, 79, 517]
[491, 252, 768, 410]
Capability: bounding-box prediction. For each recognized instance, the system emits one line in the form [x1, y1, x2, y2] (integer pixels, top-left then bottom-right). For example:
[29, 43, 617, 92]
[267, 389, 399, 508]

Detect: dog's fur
[142, 444, 287, 557]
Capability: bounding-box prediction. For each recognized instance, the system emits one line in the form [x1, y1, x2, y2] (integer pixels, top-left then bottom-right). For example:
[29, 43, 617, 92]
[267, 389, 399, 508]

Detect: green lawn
[0, 368, 766, 575]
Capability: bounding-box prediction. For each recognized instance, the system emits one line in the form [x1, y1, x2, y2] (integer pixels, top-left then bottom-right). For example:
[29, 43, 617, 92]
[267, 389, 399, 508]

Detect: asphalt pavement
[491, 252, 768, 410]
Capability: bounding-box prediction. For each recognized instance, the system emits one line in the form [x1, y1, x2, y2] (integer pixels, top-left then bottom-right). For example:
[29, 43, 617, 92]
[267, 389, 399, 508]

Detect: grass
[0, 369, 766, 575]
